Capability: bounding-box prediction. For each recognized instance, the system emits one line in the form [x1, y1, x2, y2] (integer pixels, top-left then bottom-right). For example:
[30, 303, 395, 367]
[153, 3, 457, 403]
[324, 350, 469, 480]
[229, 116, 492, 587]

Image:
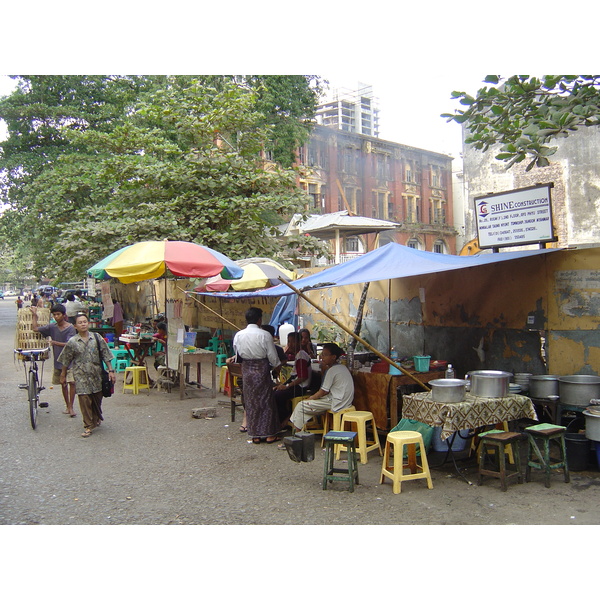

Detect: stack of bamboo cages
[15, 307, 51, 359]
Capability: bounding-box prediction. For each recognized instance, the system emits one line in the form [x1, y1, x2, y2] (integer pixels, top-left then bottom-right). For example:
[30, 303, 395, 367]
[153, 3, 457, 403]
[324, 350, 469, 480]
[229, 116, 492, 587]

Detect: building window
[407, 238, 421, 250]
[308, 183, 319, 210]
[433, 240, 445, 254]
[430, 198, 446, 224]
[346, 237, 360, 252]
[405, 195, 420, 223]
[297, 145, 306, 164]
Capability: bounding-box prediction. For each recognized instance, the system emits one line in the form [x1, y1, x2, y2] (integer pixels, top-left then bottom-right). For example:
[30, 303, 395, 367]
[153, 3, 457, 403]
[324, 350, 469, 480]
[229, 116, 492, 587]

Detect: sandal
[81, 429, 92, 438]
[265, 436, 280, 444]
[252, 438, 261, 444]
[239, 426, 248, 433]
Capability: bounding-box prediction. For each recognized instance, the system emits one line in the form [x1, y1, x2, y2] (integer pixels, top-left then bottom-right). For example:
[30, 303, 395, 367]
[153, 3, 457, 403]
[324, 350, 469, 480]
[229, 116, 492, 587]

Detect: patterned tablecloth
[402, 392, 538, 440]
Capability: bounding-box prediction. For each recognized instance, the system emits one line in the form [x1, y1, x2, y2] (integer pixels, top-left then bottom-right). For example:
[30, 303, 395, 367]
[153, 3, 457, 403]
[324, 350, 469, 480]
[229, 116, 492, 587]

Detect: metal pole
[278, 279, 430, 391]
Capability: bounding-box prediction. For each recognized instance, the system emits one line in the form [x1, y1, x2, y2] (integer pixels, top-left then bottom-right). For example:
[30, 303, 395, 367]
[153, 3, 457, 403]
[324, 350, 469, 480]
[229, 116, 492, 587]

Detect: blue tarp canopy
[192, 243, 561, 299]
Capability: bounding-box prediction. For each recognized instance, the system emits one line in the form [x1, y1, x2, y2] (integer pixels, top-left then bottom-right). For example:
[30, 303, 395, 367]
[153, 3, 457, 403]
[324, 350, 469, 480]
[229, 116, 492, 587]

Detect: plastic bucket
[105, 333, 115, 343]
[565, 433, 590, 471]
[413, 355, 431, 373]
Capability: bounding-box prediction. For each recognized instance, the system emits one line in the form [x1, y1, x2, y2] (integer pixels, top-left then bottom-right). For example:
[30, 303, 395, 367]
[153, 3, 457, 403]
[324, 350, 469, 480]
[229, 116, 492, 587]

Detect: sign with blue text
[474, 183, 556, 249]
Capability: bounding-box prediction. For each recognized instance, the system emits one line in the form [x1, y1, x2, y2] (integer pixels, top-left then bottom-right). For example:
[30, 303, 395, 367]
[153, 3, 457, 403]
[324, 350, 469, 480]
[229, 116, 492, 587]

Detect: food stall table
[351, 369, 445, 431]
[179, 349, 217, 400]
[119, 336, 156, 366]
[402, 391, 538, 483]
[402, 391, 538, 441]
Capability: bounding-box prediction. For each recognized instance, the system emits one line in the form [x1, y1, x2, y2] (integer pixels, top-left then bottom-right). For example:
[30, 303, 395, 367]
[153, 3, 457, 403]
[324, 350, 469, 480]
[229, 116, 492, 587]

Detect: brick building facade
[296, 125, 457, 254]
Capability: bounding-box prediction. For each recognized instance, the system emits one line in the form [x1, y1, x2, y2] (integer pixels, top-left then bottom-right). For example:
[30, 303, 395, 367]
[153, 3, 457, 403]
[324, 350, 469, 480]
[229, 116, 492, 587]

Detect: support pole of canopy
[348, 281, 370, 352]
[335, 229, 340, 264]
[279, 278, 430, 391]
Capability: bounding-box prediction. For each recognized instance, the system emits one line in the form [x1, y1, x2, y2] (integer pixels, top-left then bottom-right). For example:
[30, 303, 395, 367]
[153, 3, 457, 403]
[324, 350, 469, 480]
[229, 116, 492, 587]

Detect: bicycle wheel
[28, 369, 38, 430]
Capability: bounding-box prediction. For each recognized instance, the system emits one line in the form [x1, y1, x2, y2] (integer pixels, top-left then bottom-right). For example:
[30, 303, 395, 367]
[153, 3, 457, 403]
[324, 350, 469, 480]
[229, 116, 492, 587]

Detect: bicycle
[15, 347, 50, 430]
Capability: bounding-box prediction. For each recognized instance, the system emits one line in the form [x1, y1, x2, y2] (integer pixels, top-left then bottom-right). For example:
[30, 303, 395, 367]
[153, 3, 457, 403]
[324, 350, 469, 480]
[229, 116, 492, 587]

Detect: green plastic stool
[322, 431, 359, 492]
[525, 422, 570, 488]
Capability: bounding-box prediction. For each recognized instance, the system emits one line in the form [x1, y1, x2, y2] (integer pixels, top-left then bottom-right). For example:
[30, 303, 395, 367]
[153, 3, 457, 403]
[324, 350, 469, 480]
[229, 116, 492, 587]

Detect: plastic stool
[123, 366, 150, 395]
[219, 365, 229, 393]
[525, 423, 570, 488]
[216, 353, 228, 367]
[379, 430, 433, 494]
[115, 359, 129, 373]
[321, 405, 356, 447]
[478, 430, 525, 491]
[112, 349, 130, 362]
[336, 411, 383, 464]
[322, 431, 359, 492]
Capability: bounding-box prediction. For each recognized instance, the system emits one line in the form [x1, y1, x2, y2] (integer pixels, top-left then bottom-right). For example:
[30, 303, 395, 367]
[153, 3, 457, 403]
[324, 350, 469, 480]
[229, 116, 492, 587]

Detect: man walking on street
[31, 304, 77, 416]
[58, 313, 116, 437]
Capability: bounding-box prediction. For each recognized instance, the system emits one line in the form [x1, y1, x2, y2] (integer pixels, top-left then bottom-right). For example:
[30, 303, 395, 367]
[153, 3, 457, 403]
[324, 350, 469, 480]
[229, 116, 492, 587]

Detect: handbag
[95, 333, 113, 398]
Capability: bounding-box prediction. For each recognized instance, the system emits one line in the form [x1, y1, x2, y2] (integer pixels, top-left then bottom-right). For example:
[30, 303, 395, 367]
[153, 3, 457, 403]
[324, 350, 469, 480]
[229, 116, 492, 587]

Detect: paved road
[1, 298, 600, 528]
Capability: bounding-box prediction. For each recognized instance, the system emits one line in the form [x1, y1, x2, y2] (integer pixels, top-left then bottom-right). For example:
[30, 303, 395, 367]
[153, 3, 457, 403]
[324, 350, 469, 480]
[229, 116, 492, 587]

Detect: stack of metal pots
[529, 375, 560, 400]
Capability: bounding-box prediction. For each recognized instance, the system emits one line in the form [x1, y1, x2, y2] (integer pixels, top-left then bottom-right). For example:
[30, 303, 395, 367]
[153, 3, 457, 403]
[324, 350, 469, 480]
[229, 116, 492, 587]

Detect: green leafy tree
[442, 75, 600, 170]
[0, 75, 328, 281]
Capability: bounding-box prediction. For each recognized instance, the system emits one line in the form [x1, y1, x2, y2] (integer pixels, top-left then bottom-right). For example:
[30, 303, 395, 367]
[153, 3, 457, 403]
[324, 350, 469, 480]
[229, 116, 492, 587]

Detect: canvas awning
[193, 243, 562, 299]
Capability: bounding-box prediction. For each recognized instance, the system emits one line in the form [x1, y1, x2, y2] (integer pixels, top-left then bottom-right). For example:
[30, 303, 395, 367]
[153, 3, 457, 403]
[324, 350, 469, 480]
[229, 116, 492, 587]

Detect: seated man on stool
[288, 343, 354, 432]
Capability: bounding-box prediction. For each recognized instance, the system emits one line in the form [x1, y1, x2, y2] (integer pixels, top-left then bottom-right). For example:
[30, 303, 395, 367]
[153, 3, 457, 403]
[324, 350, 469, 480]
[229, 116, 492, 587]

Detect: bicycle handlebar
[15, 348, 50, 359]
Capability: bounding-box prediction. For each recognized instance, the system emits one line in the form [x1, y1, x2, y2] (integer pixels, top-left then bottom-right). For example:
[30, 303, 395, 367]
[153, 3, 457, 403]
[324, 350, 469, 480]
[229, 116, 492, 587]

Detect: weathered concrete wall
[462, 126, 600, 247]
[298, 248, 600, 379]
[546, 249, 600, 375]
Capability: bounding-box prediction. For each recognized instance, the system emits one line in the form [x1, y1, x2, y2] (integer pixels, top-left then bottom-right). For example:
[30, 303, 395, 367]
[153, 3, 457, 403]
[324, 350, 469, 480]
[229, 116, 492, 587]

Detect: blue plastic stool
[115, 359, 129, 373]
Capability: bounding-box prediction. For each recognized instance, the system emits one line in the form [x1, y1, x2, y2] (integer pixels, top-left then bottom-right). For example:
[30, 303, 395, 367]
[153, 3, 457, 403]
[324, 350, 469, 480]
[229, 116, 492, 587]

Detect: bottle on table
[445, 364, 455, 378]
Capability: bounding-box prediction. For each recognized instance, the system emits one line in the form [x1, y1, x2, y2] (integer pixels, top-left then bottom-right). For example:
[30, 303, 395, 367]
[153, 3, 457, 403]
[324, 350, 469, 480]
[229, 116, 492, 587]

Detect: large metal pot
[583, 410, 600, 442]
[558, 375, 600, 407]
[529, 375, 559, 399]
[467, 370, 512, 398]
[430, 379, 466, 403]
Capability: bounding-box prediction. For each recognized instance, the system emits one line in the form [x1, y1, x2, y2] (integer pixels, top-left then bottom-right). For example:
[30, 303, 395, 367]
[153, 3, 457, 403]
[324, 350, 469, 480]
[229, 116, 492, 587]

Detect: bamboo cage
[14, 308, 51, 359]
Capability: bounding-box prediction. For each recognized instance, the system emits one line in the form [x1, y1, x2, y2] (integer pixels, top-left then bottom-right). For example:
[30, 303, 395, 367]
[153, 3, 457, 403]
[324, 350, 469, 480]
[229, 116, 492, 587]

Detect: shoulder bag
[95, 333, 113, 398]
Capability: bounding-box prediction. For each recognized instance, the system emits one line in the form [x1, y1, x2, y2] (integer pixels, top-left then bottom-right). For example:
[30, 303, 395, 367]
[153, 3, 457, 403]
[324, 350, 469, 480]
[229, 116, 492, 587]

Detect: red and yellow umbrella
[87, 240, 243, 283]
[195, 257, 295, 292]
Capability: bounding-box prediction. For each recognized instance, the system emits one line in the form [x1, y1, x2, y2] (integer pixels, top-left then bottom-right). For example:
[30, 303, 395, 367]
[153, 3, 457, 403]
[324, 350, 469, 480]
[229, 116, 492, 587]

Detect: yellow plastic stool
[123, 366, 150, 395]
[336, 410, 383, 464]
[219, 365, 229, 393]
[380, 430, 434, 494]
[321, 405, 356, 447]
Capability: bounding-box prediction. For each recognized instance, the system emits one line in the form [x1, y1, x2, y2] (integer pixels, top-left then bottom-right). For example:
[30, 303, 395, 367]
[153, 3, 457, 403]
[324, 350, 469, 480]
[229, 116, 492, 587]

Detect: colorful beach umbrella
[87, 240, 244, 283]
[195, 257, 295, 292]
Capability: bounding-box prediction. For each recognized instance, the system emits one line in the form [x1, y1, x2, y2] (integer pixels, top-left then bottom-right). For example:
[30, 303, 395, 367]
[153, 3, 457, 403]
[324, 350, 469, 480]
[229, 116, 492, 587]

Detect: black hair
[50, 304, 66, 315]
[287, 331, 301, 344]
[322, 342, 343, 358]
[157, 322, 167, 331]
[261, 324, 275, 336]
[245, 306, 263, 324]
